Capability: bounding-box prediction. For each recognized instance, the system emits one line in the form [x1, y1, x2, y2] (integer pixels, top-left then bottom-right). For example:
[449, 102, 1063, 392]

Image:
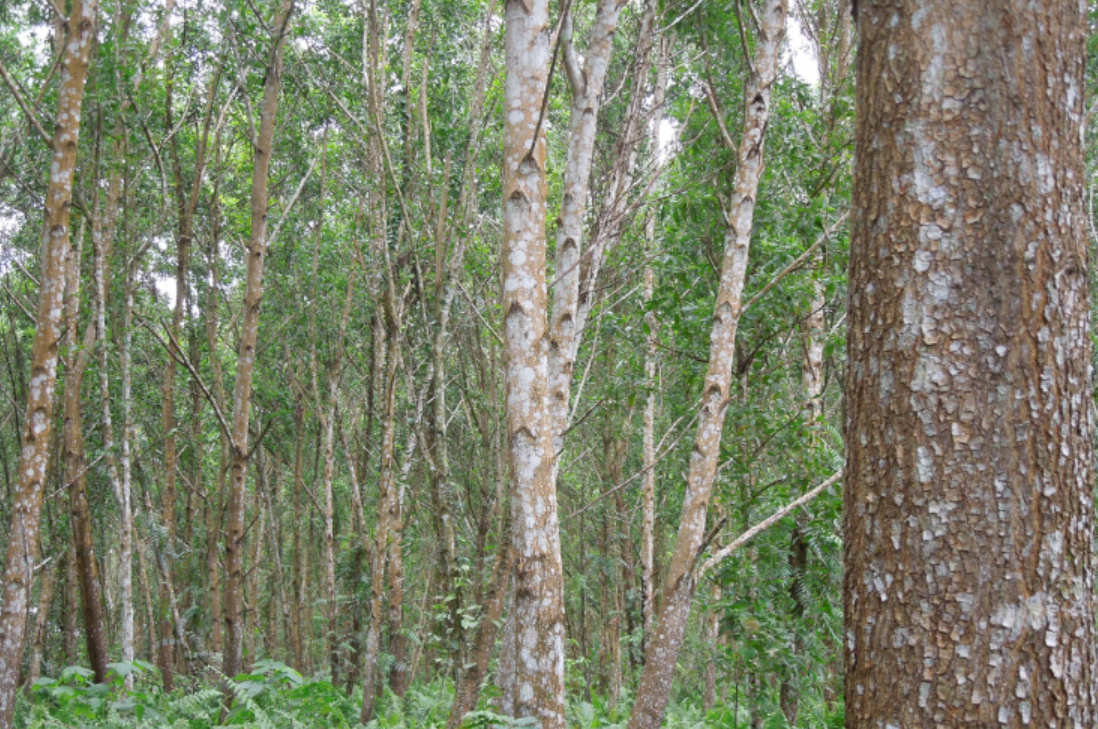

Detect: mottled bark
[546, 0, 627, 468]
[844, 1, 1096, 725]
[0, 5, 97, 721]
[627, 2, 787, 727]
[500, 0, 564, 720]
[94, 143, 132, 684]
[641, 31, 670, 652]
[223, 0, 294, 682]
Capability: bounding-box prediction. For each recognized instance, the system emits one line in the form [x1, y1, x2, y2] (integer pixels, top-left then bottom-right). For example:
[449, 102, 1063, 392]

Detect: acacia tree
[0, 0, 99, 723]
[499, 0, 564, 722]
[627, 2, 787, 726]
[223, 0, 295, 682]
[845, 0, 1096, 724]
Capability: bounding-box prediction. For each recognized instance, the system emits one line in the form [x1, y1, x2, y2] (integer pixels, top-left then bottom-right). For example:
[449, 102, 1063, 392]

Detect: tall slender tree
[499, 0, 564, 721]
[223, 0, 295, 682]
[628, 2, 787, 726]
[0, 0, 99, 723]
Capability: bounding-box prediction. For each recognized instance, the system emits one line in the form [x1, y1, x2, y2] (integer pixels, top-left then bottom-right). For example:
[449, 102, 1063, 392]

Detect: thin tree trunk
[0, 3, 98, 720]
[222, 0, 294, 683]
[359, 330, 396, 724]
[641, 33, 669, 652]
[205, 221, 228, 661]
[627, 3, 787, 727]
[447, 532, 513, 729]
[290, 394, 307, 670]
[24, 554, 60, 693]
[62, 221, 109, 685]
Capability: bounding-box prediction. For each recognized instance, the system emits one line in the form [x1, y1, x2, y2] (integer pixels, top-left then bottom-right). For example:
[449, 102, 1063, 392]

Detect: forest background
[0, 0, 1094, 727]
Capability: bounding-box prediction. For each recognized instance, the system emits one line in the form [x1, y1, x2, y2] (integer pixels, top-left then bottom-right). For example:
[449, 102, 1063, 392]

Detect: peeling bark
[0, 1, 98, 721]
[845, 1, 1096, 725]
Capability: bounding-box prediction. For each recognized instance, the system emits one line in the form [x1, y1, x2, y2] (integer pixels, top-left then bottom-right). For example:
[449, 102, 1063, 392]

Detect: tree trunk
[62, 221, 109, 685]
[500, 0, 565, 720]
[0, 3, 98, 720]
[25, 554, 61, 693]
[205, 225, 228, 662]
[223, 0, 294, 682]
[447, 532, 512, 729]
[627, 3, 786, 727]
[290, 394, 307, 670]
[641, 31, 670, 654]
[359, 327, 396, 724]
[844, 1, 1096, 725]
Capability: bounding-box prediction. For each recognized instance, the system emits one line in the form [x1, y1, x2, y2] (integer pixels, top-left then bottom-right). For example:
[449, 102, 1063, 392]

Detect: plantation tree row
[1, 0, 1096, 727]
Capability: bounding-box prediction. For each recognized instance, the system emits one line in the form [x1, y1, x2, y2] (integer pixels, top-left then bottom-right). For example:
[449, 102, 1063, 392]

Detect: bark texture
[627, 2, 786, 727]
[0, 1, 98, 722]
[500, 0, 564, 722]
[845, 1, 1096, 726]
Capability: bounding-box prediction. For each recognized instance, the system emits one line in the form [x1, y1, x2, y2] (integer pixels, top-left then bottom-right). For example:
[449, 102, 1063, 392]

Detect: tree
[0, 0, 99, 723]
[223, 0, 295, 683]
[627, 1, 788, 726]
[499, 0, 565, 721]
[844, 0, 1096, 725]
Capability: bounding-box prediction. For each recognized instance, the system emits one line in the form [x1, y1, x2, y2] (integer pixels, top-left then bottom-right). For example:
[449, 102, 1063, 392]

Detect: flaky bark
[0, 2, 98, 722]
[627, 2, 787, 727]
[500, 0, 564, 722]
[223, 0, 294, 682]
[845, 1, 1096, 725]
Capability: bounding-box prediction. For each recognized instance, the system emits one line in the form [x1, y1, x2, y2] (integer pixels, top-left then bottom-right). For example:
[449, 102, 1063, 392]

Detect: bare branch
[698, 470, 842, 577]
[561, 11, 585, 99]
[742, 210, 848, 312]
[0, 58, 53, 147]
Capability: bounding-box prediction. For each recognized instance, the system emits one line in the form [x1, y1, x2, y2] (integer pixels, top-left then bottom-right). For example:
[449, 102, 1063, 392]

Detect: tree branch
[560, 11, 585, 99]
[0, 57, 53, 148]
[742, 210, 848, 312]
[698, 470, 842, 577]
[138, 317, 233, 443]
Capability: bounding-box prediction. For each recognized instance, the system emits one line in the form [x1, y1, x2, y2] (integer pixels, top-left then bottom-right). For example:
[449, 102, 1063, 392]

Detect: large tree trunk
[223, 0, 294, 682]
[0, 2, 98, 721]
[844, 1, 1096, 725]
[627, 2, 786, 727]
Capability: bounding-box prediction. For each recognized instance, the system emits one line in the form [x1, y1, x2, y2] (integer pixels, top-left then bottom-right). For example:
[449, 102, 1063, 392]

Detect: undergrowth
[14, 661, 842, 728]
